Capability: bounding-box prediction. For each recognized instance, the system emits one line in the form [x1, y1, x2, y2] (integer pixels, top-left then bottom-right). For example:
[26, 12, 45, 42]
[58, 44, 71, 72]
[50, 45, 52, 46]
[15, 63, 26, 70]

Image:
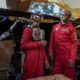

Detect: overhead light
[20, 0, 26, 2]
[48, 0, 58, 2]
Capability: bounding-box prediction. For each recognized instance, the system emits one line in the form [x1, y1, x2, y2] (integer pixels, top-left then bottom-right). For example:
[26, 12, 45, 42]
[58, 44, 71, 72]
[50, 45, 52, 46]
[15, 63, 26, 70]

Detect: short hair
[62, 9, 72, 18]
[31, 14, 43, 21]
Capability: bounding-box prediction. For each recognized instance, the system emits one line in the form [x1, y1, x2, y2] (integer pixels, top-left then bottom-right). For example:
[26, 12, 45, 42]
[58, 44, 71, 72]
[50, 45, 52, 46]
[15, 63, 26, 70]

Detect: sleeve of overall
[49, 26, 55, 56]
[69, 25, 78, 62]
[20, 27, 42, 50]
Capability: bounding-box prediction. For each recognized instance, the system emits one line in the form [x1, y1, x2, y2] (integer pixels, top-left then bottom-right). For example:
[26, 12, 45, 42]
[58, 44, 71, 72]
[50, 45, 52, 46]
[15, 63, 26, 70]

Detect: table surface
[28, 74, 72, 80]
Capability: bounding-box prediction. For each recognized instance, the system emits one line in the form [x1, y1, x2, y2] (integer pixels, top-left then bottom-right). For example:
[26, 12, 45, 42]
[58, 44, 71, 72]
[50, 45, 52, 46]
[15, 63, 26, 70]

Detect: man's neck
[61, 21, 66, 25]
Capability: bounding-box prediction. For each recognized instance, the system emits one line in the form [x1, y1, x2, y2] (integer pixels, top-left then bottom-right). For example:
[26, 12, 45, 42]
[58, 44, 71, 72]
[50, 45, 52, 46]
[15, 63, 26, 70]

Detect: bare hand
[45, 60, 50, 69]
[68, 61, 73, 68]
[41, 40, 47, 47]
[50, 54, 54, 61]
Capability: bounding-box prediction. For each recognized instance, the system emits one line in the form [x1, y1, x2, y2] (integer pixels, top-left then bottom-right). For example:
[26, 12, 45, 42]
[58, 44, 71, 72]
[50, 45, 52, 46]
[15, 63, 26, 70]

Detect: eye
[62, 14, 68, 16]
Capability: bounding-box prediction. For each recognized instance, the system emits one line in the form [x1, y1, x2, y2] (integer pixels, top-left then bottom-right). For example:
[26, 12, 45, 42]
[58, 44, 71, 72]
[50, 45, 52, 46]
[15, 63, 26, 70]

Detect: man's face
[32, 19, 40, 28]
[60, 11, 70, 23]
[33, 21, 39, 27]
[33, 15, 41, 28]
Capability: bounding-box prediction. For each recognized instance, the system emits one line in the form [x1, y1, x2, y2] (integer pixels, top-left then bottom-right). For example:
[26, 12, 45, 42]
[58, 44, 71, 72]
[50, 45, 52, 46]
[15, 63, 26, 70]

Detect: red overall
[49, 22, 78, 80]
[20, 27, 47, 80]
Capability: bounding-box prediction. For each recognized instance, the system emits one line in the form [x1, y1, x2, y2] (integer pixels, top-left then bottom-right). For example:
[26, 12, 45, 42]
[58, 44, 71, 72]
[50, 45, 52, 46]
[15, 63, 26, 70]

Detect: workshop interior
[0, 0, 80, 80]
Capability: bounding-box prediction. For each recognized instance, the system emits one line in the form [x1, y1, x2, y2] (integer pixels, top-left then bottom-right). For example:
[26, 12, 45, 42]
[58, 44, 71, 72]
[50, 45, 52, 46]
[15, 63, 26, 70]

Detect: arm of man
[68, 25, 78, 67]
[49, 26, 55, 60]
[20, 27, 42, 50]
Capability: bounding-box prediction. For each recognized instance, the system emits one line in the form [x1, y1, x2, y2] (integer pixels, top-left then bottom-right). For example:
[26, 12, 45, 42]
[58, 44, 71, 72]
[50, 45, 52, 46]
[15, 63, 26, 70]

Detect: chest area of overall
[54, 26, 70, 40]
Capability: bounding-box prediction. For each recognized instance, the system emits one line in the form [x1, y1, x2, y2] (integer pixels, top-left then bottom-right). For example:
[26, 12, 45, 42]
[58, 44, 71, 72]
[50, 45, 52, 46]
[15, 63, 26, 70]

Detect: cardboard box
[0, 40, 14, 68]
[28, 74, 72, 80]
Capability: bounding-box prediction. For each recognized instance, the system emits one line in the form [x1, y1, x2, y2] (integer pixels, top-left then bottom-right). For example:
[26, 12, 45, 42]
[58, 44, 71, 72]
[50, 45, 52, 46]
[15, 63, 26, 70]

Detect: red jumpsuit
[20, 27, 47, 80]
[49, 21, 78, 80]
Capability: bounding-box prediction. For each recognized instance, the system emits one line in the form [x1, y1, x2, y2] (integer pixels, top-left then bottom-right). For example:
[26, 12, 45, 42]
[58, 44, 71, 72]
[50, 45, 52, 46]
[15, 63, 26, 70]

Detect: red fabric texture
[20, 27, 47, 80]
[49, 22, 78, 80]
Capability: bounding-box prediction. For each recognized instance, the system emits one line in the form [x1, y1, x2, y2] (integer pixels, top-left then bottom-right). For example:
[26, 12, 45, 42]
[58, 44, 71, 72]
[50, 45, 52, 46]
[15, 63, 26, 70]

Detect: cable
[0, 16, 7, 22]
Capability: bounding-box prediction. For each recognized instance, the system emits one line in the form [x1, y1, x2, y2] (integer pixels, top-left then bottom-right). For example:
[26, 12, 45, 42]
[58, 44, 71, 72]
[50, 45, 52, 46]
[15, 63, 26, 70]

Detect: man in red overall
[20, 14, 49, 80]
[49, 10, 78, 80]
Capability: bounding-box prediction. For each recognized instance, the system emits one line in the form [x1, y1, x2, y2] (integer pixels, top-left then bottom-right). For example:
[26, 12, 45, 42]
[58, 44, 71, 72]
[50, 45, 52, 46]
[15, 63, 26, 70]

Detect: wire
[0, 16, 7, 22]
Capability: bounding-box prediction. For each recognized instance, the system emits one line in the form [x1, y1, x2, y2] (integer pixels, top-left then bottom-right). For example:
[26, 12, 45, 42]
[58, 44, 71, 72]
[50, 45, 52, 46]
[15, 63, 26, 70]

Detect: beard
[60, 17, 68, 24]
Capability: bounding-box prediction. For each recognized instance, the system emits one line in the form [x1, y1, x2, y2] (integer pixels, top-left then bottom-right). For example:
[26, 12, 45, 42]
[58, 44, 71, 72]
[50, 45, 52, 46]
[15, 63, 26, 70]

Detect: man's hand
[41, 40, 47, 47]
[45, 60, 50, 69]
[68, 60, 73, 68]
[49, 54, 54, 70]
[50, 55, 54, 61]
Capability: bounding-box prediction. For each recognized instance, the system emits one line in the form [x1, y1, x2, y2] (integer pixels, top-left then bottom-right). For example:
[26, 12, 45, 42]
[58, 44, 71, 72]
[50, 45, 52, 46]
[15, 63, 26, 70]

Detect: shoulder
[68, 22, 75, 29]
[24, 27, 31, 32]
[52, 22, 61, 30]
[68, 22, 76, 33]
[22, 27, 32, 34]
